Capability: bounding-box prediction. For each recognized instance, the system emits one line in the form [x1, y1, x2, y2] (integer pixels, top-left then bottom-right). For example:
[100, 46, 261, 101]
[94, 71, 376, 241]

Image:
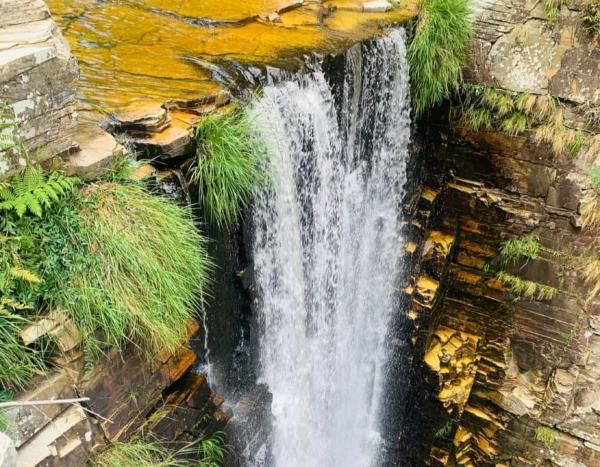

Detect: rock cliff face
[0, 0, 78, 178]
[402, 1, 600, 465]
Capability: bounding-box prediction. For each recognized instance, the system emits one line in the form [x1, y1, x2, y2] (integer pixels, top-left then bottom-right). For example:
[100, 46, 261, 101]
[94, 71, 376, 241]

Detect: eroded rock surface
[403, 3, 600, 464]
[0, 0, 78, 178]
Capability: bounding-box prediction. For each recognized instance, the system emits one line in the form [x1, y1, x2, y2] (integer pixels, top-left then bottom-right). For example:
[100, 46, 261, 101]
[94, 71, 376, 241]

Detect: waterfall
[249, 29, 411, 467]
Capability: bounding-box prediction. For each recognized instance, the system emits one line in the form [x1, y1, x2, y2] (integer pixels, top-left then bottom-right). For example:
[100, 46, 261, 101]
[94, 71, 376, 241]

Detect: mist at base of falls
[247, 28, 412, 467]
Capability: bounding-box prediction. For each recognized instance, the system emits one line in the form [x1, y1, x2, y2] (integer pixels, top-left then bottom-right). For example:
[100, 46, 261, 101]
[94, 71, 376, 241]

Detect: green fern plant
[0, 235, 44, 389]
[0, 166, 78, 218]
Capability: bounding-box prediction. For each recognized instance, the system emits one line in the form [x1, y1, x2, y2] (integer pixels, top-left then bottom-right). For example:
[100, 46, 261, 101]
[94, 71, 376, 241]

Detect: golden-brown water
[47, 0, 417, 121]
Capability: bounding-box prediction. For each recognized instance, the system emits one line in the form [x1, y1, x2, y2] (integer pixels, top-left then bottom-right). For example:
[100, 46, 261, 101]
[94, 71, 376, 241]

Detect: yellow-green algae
[46, 0, 417, 120]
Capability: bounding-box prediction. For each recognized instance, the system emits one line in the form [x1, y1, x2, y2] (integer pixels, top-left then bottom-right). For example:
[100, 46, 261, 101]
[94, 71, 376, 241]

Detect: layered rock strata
[401, 1, 600, 465]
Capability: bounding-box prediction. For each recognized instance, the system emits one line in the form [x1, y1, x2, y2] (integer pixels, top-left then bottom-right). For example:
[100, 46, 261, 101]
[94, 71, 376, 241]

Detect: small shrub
[582, 3, 600, 35]
[408, 0, 473, 115]
[534, 426, 556, 447]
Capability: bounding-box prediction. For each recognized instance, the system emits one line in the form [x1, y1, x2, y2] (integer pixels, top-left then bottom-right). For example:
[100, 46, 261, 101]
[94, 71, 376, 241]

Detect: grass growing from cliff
[582, 3, 600, 35]
[500, 235, 542, 264]
[496, 271, 558, 301]
[408, 0, 472, 115]
[92, 434, 227, 467]
[1, 171, 211, 384]
[542, 0, 566, 21]
[192, 110, 266, 229]
[14, 182, 212, 360]
[456, 85, 587, 157]
[534, 426, 556, 447]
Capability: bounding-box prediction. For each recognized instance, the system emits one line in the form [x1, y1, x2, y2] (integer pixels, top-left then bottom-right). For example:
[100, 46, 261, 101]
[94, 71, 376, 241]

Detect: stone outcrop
[4, 320, 230, 467]
[401, 2, 600, 465]
[0, 0, 78, 178]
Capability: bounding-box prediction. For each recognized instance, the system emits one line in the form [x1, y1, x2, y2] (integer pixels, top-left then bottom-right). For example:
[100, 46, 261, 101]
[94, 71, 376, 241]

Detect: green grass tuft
[582, 3, 600, 35]
[10, 181, 211, 363]
[92, 433, 227, 467]
[192, 110, 266, 229]
[433, 421, 453, 440]
[500, 235, 542, 264]
[542, 0, 566, 21]
[497, 271, 558, 301]
[408, 0, 473, 115]
[588, 166, 600, 189]
[534, 426, 556, 447]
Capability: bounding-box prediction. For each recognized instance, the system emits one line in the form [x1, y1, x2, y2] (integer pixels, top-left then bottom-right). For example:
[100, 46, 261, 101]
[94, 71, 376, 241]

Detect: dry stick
[0, 397, 113, 424]
[0, 397, 90, 409]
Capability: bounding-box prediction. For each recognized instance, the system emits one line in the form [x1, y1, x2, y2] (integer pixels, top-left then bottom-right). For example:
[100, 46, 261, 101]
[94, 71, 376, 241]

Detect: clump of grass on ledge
[408, 0, 473, 115]
[542, 0, 566, 21]
[57, 183, 209, 358]
[534, 425, 556, 447]
[11, 180, 211, 363]
[500, 235, 542, 264]
[496, 271, 558, 301]
[92, 433, 227, 467]
[582, 3, 600, 35]
[582, 256, 600, 301]
[499, 234, 566, 266]
[456, 85, 586, 157]
[191, 110, 266, 229]
[581, 167, 600, 231]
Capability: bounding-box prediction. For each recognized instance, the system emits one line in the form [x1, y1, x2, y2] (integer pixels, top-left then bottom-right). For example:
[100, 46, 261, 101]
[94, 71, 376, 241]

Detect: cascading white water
[249, 29, 411, 467]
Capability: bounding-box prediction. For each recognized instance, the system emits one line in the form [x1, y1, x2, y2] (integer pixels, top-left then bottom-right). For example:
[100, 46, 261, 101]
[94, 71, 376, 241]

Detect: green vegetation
[11, 182, 211, 360]
[0, 165, 78, 217]
[534, 426, 556, 447]
[582, 3, 600, 34]
[192, 110, 266, 229]
[456, 84, 586, 157]
[588, 166, 600, 189]
[433, 421, 453, 440]
[0, 103, 26, 161]
[582, 257, 600, 301]
[0, 159, 211, 388]
[496, 271, 558, 301]
[408, 0, 473, 115]
[542, 0, 566, 21]
[582, 166, 600, 232]
[499, 234, 566, 266]
[500, 235, 542, 264]
[0, 169, 70, 389]
[0, 391, 13, 432]
[92, 434, 227, 467]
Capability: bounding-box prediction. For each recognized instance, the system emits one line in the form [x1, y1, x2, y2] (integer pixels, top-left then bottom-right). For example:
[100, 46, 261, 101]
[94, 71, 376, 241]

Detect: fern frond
[0, 166, 79, 218]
